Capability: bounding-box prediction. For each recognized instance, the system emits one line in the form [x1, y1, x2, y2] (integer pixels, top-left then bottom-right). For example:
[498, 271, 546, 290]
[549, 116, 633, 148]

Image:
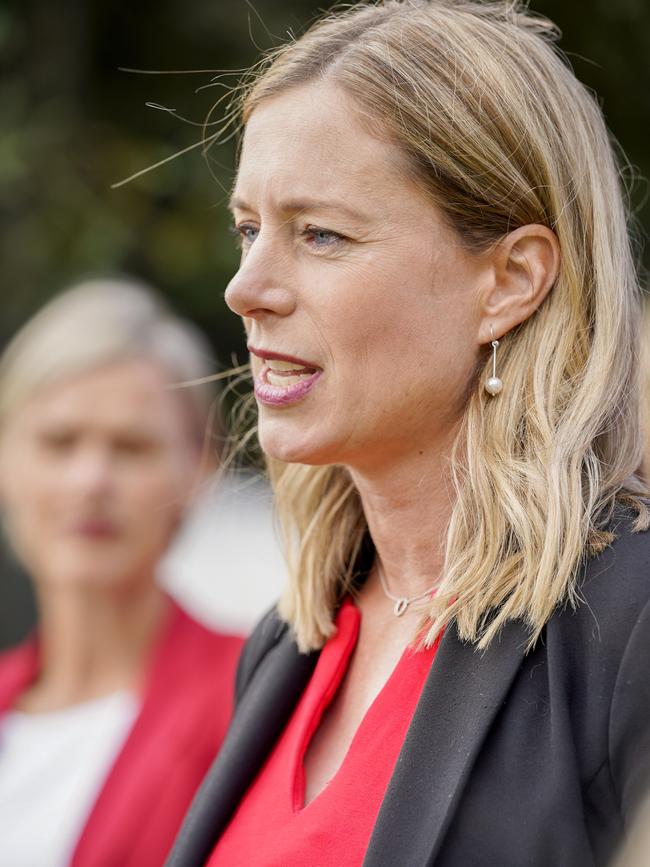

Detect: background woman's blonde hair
[231, 0, 647, 651]
[0, 277, 219, 450]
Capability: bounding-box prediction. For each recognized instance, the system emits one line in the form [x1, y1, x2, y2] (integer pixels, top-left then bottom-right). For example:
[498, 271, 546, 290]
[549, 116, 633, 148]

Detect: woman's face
[0, 359, 199, 592]
[227, 83, 488, 470]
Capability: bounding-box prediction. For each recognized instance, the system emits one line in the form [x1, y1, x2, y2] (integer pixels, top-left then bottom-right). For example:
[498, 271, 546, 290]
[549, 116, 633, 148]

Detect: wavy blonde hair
[230, 0, 648, 651]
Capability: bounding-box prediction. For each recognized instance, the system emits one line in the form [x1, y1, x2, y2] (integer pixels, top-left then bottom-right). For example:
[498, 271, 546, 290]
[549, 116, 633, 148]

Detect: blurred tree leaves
[0, 0, 648, 367]
[0, 0, 316, 363]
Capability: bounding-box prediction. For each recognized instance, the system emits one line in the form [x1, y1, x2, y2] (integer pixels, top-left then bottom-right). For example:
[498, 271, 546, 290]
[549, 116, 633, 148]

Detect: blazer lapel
[165, 631, 318, 867]
[363, 618, 529, 867]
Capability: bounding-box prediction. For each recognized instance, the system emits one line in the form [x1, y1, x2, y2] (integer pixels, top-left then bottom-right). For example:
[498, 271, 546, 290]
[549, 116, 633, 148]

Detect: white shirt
[0, 690, 138, 867]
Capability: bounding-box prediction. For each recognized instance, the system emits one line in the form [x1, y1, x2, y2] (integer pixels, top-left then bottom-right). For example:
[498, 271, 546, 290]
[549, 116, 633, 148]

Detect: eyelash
[229, 224, 258, 247]
[230, 223, 345, 250]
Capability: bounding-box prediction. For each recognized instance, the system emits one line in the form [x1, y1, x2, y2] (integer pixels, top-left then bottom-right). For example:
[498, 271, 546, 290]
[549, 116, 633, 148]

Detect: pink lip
[247, 345, 320, 369]
[70, 520, 119, 539]
[248, 345, 323, 408]
[254, 368, 322, 407]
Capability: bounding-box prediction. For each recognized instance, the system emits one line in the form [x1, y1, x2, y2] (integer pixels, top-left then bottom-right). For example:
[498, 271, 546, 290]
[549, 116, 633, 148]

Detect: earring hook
[485, 325, 503, 396]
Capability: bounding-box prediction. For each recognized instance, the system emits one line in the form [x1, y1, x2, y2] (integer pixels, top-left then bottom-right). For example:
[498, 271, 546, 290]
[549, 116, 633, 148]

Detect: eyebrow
[228, 195, 370, 223]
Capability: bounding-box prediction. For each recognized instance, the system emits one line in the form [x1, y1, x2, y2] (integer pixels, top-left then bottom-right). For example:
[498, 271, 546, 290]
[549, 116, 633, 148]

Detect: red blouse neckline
[208, 595, 442, 867]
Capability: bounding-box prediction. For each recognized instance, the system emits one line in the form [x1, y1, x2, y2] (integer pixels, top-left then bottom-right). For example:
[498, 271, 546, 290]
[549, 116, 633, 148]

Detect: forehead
[15, 360, 177, 432]
[235, 83, 416, 208]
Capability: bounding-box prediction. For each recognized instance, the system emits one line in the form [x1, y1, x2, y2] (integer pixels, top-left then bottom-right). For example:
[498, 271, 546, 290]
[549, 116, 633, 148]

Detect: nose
[66, 446, 114, 502]
[225, 238, 296, 320]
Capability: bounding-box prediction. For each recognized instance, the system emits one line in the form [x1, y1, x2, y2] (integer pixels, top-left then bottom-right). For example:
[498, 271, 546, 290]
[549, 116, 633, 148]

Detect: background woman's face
[0, 359, 199, 592]
[227, 83, 488, 470]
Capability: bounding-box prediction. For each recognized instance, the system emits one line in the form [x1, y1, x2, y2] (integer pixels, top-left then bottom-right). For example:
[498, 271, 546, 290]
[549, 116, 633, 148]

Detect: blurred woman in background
[0, 279, 243, 867]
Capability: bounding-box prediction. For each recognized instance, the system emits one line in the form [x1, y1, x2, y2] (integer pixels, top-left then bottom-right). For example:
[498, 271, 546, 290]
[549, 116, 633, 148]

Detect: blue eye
[230, 223, 259, 247]
[303, 226, 344, 248]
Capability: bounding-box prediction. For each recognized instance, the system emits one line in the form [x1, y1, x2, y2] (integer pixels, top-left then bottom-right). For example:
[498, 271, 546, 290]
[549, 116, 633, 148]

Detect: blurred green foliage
[1, 0, 649, 366]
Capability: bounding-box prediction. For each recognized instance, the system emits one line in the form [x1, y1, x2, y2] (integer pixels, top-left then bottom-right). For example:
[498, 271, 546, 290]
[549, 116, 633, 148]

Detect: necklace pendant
[394, 598, 409, 617]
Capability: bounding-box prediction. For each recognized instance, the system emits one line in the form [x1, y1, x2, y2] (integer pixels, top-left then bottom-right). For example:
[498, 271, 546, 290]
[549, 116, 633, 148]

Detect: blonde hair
[0, 277, 218, 448]
[231, 0, 648, 651]
[639, 302, 650, 477]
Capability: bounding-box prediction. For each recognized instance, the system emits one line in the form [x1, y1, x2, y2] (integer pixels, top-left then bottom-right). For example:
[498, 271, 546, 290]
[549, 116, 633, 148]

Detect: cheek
[0, 449, 56, 528]
[324, 284, 475, 426]
[117, 459, 193, 529]
[322, 294, 425, 387]
[0, 474, 57, 572]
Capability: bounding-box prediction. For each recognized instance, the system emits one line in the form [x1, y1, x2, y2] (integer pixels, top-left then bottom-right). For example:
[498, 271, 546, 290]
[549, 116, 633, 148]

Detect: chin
[38, 548, 131, 590]
[257, 417, 340, 467]
[45, 565, 120, 588]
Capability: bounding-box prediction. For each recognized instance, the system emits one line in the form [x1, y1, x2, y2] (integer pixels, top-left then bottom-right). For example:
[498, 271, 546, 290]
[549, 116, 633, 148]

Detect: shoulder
[571, 509, 650, 812]
[234, 605, 290, 705]
[0, 639, 38, 712]
[573, 506, 650, 635]
[544, 508, 650, 661]
[542, 508, 650, 758]
[167, 599, 245, 654]
[502, 507, 650, 744]
[0, 640, 33, 670]
[152, 599, 245, 692]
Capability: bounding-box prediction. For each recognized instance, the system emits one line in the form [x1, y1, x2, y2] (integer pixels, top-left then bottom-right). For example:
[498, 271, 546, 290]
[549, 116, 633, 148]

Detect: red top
[208, 597, 441, 867]
[0, 597, 244, 867]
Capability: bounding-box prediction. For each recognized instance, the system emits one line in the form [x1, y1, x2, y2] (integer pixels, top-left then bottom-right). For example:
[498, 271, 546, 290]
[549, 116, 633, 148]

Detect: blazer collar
[363, 618, 529, 867]
[166, 614, 528, 867]
[166, 627, 318, 867]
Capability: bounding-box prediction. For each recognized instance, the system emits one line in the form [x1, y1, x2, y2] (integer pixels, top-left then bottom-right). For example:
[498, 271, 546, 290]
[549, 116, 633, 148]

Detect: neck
[348, 427, 458, 602]
[19, 579, 168, 713]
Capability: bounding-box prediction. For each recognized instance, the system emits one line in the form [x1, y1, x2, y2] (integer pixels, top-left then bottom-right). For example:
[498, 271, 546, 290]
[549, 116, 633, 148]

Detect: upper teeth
[267, 359, 308, 372]
[267, 370, 314, 387]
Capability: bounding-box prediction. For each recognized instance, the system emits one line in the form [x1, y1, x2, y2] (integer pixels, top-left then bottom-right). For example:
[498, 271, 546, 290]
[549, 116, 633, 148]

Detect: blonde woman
[167, 2, 650, 865]
[0, 280, 243, 867]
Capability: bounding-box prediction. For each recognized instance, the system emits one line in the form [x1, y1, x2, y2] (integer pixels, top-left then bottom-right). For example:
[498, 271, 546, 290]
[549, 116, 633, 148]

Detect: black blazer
[166, 512, 650, 867]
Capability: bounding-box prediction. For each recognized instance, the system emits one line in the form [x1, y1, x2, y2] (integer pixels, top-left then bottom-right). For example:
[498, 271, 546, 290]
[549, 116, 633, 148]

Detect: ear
[477, 224, 560, 344]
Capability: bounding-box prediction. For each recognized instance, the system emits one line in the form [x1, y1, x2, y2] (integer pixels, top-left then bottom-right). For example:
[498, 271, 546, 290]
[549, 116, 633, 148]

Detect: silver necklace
[376, 561, 437, 617]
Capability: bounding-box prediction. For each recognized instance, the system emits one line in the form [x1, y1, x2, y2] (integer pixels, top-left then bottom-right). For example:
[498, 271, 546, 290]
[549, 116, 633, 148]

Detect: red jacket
[0, 599, 244, 867]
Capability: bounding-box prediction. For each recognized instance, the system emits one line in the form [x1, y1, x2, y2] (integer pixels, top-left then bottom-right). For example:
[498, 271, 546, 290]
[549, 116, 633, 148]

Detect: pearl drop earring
[485, 326, 503, 396]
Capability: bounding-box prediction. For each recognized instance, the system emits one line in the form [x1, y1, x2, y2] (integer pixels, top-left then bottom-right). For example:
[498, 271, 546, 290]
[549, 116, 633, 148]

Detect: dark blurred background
[1, 0, 649, 647]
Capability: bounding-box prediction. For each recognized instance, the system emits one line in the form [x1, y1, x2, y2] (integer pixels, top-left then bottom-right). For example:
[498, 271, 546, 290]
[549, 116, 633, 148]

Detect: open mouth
[264, 358, 319, 387]
[249, 347, 323, 407]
